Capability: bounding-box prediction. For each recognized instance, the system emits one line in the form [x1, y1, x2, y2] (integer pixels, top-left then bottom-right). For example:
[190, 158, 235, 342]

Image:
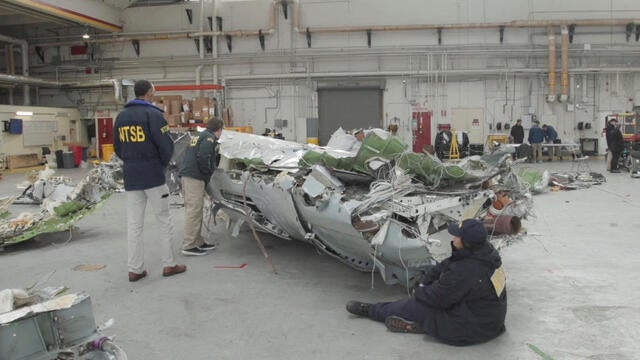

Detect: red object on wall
[412, 110, 432, 153]
[70, 45, 88, 55]
[97, 118, 114, 158]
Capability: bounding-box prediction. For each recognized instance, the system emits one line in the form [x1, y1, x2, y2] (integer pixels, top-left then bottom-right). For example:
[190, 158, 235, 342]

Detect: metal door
[317, 89, 382, 146]
[412, 110, 432, 153]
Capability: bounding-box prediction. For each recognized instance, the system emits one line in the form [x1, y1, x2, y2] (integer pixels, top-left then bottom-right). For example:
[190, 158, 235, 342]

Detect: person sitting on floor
[345, 218, 507, 346]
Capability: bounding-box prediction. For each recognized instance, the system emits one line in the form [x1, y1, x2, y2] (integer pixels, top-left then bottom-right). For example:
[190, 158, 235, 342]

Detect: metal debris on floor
[72, 264, 107, 272]
[0, 286, 127, 359]
[0, 160, 123, 247]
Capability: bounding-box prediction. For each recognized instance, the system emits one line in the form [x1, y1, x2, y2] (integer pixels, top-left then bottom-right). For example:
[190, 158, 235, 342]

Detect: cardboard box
[182, 99, 191, 112]
[181, 111, 193, 124]
[7, 153, 41, 169]
[166, 114, 181, 127]
[152, 97, 167, 113]
[153, 95, 182, 115]
[192, 97, 212, 120]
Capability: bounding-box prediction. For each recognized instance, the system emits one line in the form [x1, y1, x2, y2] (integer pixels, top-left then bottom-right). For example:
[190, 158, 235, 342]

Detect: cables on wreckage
[241, 173, 278, 274]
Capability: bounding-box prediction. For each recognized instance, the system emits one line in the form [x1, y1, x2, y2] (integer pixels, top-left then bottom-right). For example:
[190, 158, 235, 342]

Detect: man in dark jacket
[606, 118, 624, 173]
[510, 119, 524, 144]
[179, 118, 224, 255]
[346, 218, 507, 346]
[114, 80, 186, 282]
[527, 121, 545, 163]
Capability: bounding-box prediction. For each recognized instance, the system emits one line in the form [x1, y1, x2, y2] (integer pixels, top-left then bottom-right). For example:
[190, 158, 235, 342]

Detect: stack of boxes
[152, 96, 218, 126]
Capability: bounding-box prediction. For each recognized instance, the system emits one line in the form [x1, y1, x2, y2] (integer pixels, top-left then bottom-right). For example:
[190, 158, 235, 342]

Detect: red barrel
[69, 146, 83, 166]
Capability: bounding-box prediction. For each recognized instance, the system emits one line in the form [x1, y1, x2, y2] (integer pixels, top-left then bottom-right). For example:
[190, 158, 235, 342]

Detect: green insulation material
[518, 168, 545, 189]
[53, 200, 85, 217]
[2, 194, 111, 246]
[301, 151, 354, 170]
[353, 133, 407, 173]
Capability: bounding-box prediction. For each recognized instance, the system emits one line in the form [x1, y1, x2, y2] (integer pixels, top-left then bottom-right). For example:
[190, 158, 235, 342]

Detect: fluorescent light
[16, 111, 33, 116]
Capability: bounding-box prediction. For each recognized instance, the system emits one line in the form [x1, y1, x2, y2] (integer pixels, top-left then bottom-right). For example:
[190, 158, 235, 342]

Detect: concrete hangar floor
[0, 157, 638, 359]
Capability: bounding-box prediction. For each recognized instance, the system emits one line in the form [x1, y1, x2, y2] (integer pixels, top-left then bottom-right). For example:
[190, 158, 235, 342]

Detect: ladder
[449, 130, 460, 159]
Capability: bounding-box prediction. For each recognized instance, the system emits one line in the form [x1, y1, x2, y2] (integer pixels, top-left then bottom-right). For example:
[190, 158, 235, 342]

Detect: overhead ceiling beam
[4, 0, 123, 32]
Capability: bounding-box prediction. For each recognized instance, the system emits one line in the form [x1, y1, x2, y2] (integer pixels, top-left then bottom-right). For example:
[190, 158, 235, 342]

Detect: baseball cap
[448, 218, 488, 245]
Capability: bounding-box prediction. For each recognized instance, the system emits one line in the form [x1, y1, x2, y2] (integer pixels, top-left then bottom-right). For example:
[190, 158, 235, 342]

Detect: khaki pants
[531, 143, 543, 162]
[182, 176, 206, 250]
[126, 184, 176, 273]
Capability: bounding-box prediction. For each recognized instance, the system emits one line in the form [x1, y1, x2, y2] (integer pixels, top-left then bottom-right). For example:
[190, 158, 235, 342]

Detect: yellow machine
[449, 130, 460, 159]
[486, 133, 509, 151]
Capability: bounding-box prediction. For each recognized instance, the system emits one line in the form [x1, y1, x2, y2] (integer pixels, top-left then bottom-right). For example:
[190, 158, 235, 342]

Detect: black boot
[346, 300, 372, 317]
[384, 316, 424, 334]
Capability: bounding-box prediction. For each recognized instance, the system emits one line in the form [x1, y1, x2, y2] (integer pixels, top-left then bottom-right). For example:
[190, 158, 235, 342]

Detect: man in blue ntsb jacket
[114, 80, 186, 282]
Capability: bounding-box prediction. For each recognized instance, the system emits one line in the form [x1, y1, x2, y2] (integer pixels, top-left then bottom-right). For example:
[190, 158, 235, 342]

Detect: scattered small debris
[214, 263, 247, 269]
[73, 264, 107, 272]
[527, 343, 556, 360]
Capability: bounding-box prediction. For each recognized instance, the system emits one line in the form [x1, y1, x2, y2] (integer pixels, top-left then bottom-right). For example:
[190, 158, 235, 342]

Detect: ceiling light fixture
[82, 32, 90, 39]
[16, 111, 33, 116]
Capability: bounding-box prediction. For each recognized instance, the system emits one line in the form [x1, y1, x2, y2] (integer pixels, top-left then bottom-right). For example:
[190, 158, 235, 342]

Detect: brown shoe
[162, 264, 187, 277]
[128, 270, 147, 282]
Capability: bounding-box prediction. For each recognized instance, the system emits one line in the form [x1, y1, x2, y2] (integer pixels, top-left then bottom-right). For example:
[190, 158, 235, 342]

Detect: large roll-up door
[317, 87, 383, 145]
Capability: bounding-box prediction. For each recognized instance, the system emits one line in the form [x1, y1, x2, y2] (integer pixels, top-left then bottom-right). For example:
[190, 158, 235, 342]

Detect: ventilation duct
[559, 25, 570, 103]
[546, 27, 557, 103]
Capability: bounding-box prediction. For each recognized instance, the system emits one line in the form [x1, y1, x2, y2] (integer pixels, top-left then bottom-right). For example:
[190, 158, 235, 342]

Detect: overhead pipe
[60, 79, 124, 104]
[546, 27, 557, 103]
[212, 0, 219, 85]
[155, 84, 224, 91]
[559, 25, 570, 103]
[197, 0, 205, 96]
[223, 66, 640, 84]
[5, 44, 15, 75]
[0, 75, 123, 103]
[0, 73, 58, 86]
[0, 33, 30, 105]
[290, 0, 639, 34]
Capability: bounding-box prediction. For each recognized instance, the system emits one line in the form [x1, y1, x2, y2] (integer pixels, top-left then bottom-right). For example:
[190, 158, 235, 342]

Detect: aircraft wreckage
[1, 128, 533, 287]
[169, 128, 533, 286]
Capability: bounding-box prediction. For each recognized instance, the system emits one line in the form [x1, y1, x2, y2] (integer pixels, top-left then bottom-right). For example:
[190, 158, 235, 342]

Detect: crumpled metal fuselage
[169, 130, 527, 286]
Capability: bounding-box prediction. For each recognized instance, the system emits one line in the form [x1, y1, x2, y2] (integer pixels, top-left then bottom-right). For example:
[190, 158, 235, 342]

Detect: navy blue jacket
[114, 99, 174, 191]
[544, 125, 558, 142]
[179, 129, 219, 184]
[528, 125, 545, 144]
[414, 242, 507, 346]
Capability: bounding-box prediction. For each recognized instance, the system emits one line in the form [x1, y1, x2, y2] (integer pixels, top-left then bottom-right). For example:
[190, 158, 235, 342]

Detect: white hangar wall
[26, 0, 640, 151]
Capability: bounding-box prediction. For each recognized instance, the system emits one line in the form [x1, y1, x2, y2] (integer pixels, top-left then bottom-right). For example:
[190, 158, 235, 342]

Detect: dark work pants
[369, 298, 428, 326]
[611, 151, 621, 170]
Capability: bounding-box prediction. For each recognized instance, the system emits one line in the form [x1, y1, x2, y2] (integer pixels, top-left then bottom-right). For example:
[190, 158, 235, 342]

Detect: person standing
[542, 124, 558, 161]
[606, 118, 624, 173]
[114, 80, 186, 282]
[345, 219, 507, 346]
[510, 119, 524, 144]
[179, 118, 224, 255]
[527, 120, 545, 163]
